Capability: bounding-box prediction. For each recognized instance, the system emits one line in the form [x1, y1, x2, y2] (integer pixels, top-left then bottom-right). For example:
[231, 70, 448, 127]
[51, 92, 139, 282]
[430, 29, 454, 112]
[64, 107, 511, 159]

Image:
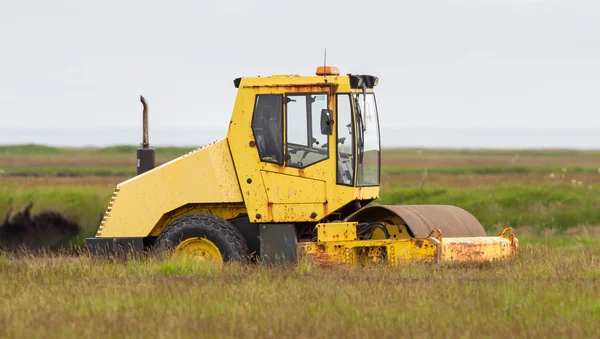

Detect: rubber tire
[155, 213, 250, 262]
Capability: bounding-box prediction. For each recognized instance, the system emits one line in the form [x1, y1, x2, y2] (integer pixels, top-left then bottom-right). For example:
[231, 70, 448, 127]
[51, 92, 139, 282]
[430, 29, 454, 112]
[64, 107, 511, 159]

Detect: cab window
[251, 94, 284, 164]
[285, 93, 329, 168]
[336, 93, 355, 185]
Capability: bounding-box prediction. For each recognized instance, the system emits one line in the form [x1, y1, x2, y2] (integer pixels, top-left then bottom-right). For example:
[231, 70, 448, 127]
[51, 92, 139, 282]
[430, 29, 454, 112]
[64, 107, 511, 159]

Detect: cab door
[228, 85, 357, 223]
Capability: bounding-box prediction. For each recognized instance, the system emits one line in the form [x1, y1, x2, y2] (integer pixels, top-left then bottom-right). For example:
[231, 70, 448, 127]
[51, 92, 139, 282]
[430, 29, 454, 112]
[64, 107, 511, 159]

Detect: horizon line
[1, 126, 599, 130]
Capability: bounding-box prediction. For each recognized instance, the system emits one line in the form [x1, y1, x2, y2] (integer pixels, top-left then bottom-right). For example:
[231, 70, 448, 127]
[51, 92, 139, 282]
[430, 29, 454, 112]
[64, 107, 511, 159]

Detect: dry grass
[0, 233, 598, 338]
[0, 156, 136, 167]
[0, 156, 175, 168]
[2, 172, 598, 190]
[382, 154, 600, 168]
[380, 172, 600, 190]
[0, 176, 128, 187]
[3, 147, 600, 171]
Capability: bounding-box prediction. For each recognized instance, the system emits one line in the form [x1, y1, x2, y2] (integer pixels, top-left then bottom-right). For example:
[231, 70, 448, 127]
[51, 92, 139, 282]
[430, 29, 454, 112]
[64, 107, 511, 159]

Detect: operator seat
[261, 106, 283, 163]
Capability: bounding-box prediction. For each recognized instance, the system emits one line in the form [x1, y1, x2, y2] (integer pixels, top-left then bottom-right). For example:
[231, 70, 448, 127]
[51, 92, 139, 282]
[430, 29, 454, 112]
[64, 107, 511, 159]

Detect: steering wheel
[321, 137, 346, 148]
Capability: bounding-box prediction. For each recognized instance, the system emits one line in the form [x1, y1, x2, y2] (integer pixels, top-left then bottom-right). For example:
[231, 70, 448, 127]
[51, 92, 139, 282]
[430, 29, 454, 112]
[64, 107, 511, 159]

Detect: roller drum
[347, 204, 487, 238]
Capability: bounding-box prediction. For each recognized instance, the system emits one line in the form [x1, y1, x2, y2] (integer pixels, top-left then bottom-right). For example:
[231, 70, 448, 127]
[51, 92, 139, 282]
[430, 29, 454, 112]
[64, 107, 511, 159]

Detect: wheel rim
[173, 237, 223, 263]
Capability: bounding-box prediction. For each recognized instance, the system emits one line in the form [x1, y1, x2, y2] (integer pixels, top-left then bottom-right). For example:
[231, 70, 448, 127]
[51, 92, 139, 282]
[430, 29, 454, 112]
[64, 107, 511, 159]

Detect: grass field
[0, 144, 599, 338]
[0, 231, 598, 338]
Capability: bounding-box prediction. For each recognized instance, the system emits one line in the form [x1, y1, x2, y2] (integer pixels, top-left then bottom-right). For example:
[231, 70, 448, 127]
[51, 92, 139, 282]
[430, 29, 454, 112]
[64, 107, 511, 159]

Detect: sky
[1, 0, 599, 132]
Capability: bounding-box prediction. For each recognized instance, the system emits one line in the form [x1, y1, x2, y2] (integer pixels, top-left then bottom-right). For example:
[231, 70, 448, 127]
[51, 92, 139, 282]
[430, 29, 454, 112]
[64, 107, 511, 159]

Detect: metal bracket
[427, 228, 443, 243]
[499, 227, 515, 244]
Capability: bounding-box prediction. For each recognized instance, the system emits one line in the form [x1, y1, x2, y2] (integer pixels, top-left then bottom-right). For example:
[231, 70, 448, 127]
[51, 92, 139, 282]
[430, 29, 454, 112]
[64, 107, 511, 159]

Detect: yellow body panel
[261, 171, 326, 204]
[97, 139, 243, 238]
[317, 222, 358, 242]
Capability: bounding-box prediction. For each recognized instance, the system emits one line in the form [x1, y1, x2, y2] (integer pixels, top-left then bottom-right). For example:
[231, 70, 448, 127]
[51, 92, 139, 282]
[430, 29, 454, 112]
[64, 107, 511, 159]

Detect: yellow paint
[297, 227, 519, 267]
[370, 215, 412, 241]
[436, 228, 520, 264]
[296, 238, 439, 267]
[437, 237, 515, 263]
[317, 222, 358, 242]
[261, 171, 326, 204]
[97, 139, 243, 238]
[173, 237, 223, 264]
[388, 239, 439, 265]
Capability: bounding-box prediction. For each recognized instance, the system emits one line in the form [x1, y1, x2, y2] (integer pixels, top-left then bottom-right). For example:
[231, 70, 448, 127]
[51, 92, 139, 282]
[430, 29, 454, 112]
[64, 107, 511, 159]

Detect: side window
[285, 93, 329, 168]
[251, 94, 283, 164]
[336, 94, 355, 185]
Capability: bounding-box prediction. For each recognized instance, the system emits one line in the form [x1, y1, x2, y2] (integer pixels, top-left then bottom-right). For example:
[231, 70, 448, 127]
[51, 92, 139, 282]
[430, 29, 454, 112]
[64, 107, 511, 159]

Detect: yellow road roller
[85, 65, 519, 266]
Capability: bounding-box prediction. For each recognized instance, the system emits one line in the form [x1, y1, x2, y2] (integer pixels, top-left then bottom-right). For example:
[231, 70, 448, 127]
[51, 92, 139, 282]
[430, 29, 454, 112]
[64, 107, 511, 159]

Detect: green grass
[382, 147, 600, 158]
[1, 183, 598, 249]
[0, 144, 65, 155]
[2, 143, 599, 158]
[3, 164, 597, 178]
[379, 184, 600, 232]
[99, 145, 197, 157]
[0, 144, 197, 157]
[383, 165, 600, 175]
[0, 238, 598, 338]
[1, 143, 599, 247]
[2, 166, 136, 177]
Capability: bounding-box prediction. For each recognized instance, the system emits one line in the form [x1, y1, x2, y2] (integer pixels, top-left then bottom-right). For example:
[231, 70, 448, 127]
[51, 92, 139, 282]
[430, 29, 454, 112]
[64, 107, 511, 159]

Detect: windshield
[354, 92, 380, 186]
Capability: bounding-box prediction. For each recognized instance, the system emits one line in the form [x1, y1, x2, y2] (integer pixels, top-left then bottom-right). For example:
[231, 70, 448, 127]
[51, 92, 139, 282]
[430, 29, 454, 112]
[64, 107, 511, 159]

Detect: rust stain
[439, 237, 518, 264]
[248, 84, 335, 90]
[267, 202, 273, 219]
[328, 83, 339, 95]
[287, 187, 297, 198]
[414, 239, 423, 249]
[298, 169, 305, 177]
[297, 244, 347, 267]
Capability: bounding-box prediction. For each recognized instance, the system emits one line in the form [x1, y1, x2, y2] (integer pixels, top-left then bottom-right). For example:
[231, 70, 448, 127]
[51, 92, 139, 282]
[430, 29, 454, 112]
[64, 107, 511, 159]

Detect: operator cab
[236, 66, 381, 189]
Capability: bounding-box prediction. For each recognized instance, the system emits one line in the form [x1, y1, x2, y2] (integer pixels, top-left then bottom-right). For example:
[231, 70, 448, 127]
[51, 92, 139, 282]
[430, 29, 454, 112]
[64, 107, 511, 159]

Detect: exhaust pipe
[136, 95, 155, 175]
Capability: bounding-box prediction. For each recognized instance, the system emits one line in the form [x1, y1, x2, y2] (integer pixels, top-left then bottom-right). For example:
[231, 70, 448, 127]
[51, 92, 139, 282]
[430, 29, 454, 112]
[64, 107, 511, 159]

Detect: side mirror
[320, 109, 334, 135]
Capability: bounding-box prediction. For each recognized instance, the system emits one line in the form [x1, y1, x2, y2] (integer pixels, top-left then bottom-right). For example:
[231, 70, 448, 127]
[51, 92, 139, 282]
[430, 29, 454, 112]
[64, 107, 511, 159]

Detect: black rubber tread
[155, 213, 250, 262]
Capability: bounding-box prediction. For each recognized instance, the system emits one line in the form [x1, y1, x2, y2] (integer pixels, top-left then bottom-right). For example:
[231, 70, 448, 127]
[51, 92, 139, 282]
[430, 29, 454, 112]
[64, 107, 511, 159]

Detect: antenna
[323, 48, 327, 83]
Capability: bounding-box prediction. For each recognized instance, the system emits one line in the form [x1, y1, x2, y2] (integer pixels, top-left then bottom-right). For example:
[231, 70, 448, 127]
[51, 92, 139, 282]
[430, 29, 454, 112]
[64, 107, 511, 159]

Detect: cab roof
[233, 66, 378, 90]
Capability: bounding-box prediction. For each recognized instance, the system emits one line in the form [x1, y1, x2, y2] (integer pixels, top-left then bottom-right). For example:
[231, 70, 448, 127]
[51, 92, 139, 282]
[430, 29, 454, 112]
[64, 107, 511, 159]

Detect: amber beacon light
[316, 66, 340, 76]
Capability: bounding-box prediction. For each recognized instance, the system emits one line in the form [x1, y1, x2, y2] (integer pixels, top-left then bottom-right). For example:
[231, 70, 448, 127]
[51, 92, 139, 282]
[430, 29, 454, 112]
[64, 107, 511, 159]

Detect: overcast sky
[1, 0, 599, 131]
